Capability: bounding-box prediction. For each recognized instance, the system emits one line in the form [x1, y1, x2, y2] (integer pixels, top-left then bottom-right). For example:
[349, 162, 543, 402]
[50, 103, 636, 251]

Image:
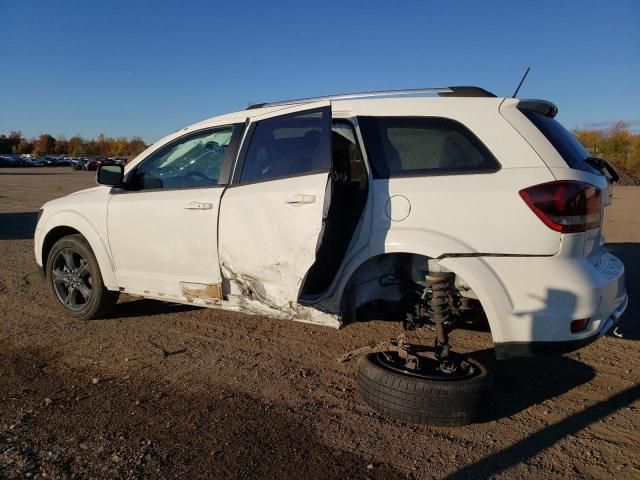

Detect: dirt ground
[0, 168, 638, 479]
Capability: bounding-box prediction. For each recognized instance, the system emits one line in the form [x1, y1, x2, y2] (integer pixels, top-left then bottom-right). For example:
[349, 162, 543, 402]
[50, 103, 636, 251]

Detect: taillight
[519, 181, 601, 233]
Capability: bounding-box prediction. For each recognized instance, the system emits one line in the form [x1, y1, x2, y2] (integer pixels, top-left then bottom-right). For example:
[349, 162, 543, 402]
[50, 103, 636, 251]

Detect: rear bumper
[495, 294, 628, 359]
[441, 246, 627, 353]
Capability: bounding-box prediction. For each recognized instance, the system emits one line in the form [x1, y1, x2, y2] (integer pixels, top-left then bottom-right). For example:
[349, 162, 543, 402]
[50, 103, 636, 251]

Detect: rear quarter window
[520, 110, 600, 175]
[357, 116, 500, 178]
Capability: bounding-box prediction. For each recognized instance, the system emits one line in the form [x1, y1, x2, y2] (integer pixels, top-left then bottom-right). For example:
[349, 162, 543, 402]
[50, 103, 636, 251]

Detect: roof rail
[247, 86, 496, 109]
[439, 86, 496, 98]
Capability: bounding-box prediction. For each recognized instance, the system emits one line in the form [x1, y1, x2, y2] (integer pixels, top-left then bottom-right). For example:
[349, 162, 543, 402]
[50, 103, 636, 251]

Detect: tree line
[0, 131, 147, 158]
[573, 122, 640, 178]
[1, 123, 639, 177]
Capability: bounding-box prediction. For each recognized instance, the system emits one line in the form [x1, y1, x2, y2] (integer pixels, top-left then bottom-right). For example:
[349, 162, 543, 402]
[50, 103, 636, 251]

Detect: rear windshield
[521, 110, 600, 175]
[357, 116, 500, 178]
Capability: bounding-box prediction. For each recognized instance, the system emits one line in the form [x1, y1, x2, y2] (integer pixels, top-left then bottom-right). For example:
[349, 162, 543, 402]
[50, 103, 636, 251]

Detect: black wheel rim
[375, 350, 478, 381]
[51, 248, 92, 311]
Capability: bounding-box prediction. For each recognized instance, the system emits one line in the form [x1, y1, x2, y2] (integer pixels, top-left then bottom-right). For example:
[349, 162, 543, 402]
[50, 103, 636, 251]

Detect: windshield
[521, 110, 600, 175]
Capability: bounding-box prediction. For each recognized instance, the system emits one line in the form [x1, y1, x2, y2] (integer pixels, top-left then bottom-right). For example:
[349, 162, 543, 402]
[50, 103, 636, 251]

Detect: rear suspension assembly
[425, 272, 456, 371]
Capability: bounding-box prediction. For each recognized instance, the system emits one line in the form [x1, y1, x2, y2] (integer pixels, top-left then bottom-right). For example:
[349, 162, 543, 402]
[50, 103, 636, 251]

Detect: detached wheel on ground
[357, 352, 493, 426]
[46, 234, 119, 320]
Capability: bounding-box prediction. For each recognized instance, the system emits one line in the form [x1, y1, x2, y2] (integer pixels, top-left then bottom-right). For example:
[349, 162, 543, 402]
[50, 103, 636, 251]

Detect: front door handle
[285, 194, 316, 205]
[184, 201, 213, 210]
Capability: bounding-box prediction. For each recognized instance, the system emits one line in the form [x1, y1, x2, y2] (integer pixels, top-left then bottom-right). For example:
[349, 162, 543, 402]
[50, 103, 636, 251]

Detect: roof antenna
[512, 66, 530, 98]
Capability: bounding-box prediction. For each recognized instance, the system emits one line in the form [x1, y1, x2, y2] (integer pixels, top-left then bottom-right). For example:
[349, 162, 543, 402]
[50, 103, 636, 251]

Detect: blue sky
[1, 0, 638, 143]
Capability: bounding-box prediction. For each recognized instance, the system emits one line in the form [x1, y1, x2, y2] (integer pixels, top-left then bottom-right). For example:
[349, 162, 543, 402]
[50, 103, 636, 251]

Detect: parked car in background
[84, 159, 102, 171]
[43, 156, 69, 167]
[0, 155, 18, 167]
[26, 157, 45, 167]
[71, 158, 87, 170]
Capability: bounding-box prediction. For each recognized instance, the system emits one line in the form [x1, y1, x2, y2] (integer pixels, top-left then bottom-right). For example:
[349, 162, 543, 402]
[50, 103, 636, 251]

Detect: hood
[42, 185, 112, 210]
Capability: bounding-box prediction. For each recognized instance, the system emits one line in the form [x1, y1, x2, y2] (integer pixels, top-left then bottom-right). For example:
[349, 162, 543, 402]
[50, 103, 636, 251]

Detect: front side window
[358, 116, 500, 178]
[239, 108, 331, 183]
[133, 126, 236, 190]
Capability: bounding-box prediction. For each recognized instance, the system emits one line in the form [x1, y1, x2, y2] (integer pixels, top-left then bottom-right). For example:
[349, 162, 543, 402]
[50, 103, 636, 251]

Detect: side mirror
[96, 164, 124, 186]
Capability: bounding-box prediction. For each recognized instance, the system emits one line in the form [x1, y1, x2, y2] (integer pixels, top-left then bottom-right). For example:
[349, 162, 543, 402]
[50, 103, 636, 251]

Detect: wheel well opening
[342, 252, 491, 335]
[42, 226, 81, 273]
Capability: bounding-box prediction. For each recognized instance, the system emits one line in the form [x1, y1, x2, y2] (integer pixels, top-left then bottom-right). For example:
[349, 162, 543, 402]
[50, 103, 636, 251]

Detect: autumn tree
[96, 133, 110, 156]
[127, 137, 146, 157]
[8, 131, 23, 153]
[17, 140, 34, 154]
[67, 136, 86, 156]
[33, 134, 56, 156]
[574, 122, 639, 177]
[0, 135, 12, 154]
[54, 135, 68, 155]
[109, 137, 129, 156]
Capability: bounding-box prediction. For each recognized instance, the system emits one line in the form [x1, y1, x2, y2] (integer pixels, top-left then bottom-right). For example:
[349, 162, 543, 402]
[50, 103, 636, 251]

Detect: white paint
[34, 94, 627, 345]
[218, 172, 329, 310]
[385, 195, 411, 222]
[106, 186, 225, 300]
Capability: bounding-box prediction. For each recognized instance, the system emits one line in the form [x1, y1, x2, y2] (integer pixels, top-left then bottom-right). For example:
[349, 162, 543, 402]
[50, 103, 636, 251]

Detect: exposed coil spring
[427, 279, 451, 323]
[425, 273, 455, 349]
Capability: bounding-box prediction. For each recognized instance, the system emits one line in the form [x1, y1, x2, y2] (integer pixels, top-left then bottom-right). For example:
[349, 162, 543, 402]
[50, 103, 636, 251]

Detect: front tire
[46, 234, 119, 320]
[357, 353, 493, 426]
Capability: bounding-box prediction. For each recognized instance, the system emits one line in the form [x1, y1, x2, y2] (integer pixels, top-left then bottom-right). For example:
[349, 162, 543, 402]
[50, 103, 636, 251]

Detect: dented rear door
[218, 102, 332, 311]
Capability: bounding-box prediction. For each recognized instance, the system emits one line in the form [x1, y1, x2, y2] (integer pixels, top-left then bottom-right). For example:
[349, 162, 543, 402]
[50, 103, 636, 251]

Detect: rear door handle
[184, 201, 213, 210]
[285, 194, 316, 205]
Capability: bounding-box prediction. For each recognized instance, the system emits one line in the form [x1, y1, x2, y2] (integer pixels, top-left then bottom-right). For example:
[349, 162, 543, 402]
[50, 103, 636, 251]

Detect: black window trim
[230, 106, 333, 187]
[119, 123, 245, 193]
[518, 108, 600, 176]
[357, 116, 502, 179]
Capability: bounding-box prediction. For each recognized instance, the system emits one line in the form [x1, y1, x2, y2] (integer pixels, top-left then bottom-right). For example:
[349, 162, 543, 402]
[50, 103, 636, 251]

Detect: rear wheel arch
[338, 250, 510, 344]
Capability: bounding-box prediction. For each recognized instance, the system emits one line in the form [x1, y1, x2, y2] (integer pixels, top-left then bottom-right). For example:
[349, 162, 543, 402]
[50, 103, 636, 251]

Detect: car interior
[300, 120, 369, 297]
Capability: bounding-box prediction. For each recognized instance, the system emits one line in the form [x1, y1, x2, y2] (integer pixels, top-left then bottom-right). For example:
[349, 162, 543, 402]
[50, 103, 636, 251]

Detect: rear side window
[240, 108, 331, 183]
[357, 116, 500, 178]
[520, 110, 599, 175]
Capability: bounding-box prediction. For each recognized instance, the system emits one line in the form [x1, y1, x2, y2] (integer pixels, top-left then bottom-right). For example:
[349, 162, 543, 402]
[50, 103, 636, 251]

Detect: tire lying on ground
[357, 353, 493, 426]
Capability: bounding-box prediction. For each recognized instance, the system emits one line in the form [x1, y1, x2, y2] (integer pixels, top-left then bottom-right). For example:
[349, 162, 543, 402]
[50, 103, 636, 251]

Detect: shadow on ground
[106, 298, 200, 319]
[0, 212, 39, 240]
[1, 346, 403, 479]
[606, 242, 638, 339]
[468, 348, 595, 422]
[446, 383, 640, 479]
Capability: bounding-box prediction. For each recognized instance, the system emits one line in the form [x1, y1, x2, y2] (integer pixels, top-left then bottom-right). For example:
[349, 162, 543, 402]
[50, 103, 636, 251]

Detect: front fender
[36, 209, 118, 289]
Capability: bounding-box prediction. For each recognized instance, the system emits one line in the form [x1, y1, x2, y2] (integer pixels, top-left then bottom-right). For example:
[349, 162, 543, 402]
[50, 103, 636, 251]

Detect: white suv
[34, 87, 627, 425]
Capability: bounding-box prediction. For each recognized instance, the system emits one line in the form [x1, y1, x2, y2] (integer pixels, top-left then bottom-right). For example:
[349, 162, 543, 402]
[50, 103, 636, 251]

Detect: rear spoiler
[517, 99, 558, 118]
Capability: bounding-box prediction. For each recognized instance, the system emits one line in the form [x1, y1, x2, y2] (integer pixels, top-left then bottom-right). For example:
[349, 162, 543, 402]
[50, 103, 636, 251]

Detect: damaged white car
[35, 87, 627, 425]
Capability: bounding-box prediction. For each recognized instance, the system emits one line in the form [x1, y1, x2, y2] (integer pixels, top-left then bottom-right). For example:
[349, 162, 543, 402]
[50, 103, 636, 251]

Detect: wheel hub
[51, 249, 92, 311]
[375, 349, 477, 381]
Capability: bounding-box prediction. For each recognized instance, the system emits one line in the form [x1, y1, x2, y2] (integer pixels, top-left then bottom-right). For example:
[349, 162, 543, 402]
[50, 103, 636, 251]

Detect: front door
[218, 102, 333, 310]
[107, 124, 242, 301]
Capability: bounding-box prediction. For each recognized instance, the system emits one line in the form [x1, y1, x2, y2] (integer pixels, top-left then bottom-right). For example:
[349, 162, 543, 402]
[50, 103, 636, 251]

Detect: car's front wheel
[46, 234, 119, 320]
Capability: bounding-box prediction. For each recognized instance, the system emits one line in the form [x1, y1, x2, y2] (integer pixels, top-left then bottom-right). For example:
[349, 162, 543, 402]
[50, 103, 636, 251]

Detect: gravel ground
[0, 168, 638, 479]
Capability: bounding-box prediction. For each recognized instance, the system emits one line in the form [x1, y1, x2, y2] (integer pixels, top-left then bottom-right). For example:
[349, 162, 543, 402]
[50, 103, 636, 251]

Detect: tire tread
[356, 353, 493, 426]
